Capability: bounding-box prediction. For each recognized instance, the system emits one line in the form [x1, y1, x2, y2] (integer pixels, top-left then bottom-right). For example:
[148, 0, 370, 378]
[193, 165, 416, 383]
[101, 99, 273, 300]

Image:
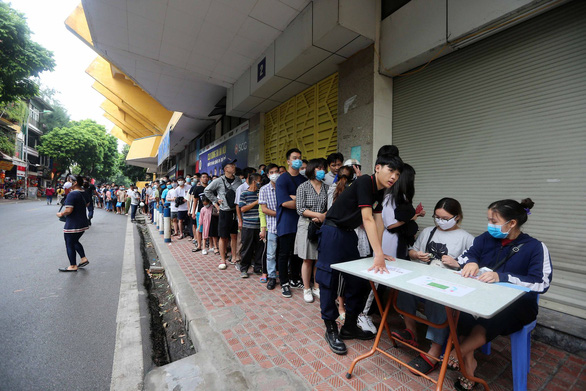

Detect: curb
[142, 218, 310, 390]
[145, 218, 250, 390]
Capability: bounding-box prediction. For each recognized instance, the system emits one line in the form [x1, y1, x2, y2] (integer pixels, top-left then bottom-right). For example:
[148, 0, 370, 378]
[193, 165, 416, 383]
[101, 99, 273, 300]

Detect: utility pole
[23, 101, 31, 199]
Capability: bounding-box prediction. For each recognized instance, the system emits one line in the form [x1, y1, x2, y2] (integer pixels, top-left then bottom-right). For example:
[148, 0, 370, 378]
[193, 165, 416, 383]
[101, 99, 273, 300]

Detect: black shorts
[177, 210, 188, 220]
[171, 212, 178, 220]
[218, 210, 238, 238]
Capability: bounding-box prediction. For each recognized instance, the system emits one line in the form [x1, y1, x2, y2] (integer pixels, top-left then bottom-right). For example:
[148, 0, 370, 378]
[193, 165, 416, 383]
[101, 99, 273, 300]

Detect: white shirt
[174, 186, 189, 211]
[235, 182, 249, 205]
[129, 190, 140, 205]
[381, 195, 399, 258]
[410, 226, 474, 269]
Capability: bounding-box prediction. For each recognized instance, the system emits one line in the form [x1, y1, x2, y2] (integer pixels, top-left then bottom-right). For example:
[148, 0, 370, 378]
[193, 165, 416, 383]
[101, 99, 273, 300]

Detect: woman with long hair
[56, 175, 90, 272]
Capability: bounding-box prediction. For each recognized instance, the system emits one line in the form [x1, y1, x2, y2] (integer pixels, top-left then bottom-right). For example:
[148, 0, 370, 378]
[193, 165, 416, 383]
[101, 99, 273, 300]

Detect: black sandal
[407, 354, 439, 376]
[454, 376, 476, 390]
[78, 261, 89, 268]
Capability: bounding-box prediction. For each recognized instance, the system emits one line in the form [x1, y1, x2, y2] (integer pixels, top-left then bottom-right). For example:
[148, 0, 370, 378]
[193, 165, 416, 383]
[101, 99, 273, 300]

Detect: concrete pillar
[154, 207, 159, 228]
[163, 206, 171, 243]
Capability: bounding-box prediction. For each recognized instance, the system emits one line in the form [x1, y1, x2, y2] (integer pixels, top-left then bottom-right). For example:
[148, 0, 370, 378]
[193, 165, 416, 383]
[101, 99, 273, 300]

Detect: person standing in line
[166, 180, 180, 237]
[323, 153, 344, 186]
[125, 185, 132, 215]
[56, 175, 90, 272]
[235, 167, 256, 264]
[238, 173, 264, 278]
[259, 164, 280, 290]
[295, 158, 329, 303]
[318, 154, 403, 355]
[149, 181, 159, 223]
[174, 177, 189, 237]
[129, 185, 140, 222]
[275, 148, 307, 298]
[190, 173, 210, 252]
[115, 186, 124, 215]
[204, 158, 243, 270]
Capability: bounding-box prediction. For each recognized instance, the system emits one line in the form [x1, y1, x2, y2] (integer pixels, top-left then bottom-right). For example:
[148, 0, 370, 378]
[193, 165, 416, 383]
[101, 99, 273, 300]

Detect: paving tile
[161, 236, 583, 391]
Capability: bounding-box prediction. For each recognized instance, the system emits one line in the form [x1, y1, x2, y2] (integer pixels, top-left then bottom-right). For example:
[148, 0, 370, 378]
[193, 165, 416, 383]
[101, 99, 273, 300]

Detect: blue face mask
[186, 178, 191, 183]
[260, 170, 264, 175]
[292, 159, 303, 170]
[487, 222, 510, 239]
[315, 170, 326, 181]
[167, 185, 173, 189]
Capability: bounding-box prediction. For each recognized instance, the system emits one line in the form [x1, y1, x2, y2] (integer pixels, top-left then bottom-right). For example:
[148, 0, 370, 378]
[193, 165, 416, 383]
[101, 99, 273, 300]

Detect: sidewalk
[150, 224, 585, 391]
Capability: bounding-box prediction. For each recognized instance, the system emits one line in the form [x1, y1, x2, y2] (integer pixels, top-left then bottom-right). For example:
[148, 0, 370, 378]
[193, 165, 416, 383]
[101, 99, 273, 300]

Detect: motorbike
[4, 189, 25, 200]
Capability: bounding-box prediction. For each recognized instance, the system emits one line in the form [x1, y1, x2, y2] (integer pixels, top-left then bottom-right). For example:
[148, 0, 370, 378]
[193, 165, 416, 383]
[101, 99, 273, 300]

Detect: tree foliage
[119, 144, 147, 183]
[0, 128, 15, 155]
[37, 119, 119, 180]
[0, 2, 55, 104]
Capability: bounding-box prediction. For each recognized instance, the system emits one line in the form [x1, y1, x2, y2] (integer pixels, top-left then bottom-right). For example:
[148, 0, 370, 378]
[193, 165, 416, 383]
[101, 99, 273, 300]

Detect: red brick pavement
[166, 238, 585, 391]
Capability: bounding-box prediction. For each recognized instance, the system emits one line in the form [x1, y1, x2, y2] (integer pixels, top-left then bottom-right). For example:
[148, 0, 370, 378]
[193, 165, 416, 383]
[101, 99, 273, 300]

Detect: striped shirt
[239, 190, 260, 229]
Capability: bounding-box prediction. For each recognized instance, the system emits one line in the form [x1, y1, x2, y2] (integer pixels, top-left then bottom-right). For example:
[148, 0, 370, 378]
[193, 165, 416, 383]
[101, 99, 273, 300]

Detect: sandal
[260, 274, 268, 283]
[407, 354, 439, 376]
[454, 376, 476, 391]
[214, 249, 220, 255]
[447, 355, 460, 371]
[390, 328, 419, 348]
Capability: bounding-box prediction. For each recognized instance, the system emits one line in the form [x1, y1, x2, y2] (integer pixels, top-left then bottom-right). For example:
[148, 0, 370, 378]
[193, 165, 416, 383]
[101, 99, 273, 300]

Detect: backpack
[221, 178, 237, 209]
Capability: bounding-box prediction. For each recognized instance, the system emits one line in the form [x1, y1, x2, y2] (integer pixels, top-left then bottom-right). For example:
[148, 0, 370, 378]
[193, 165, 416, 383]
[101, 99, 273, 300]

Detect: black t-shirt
[325, 174, 384, 230]
[189, 185, 207, 212]
[81, 188, 92, 205]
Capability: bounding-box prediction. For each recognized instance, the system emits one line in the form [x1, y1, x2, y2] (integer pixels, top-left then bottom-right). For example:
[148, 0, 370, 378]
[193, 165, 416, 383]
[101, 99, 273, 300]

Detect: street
[0, 200, 149, 391]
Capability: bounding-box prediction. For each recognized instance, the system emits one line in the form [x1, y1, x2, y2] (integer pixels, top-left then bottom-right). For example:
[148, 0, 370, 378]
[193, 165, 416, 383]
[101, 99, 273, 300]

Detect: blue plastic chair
[480, 296, 539, 391]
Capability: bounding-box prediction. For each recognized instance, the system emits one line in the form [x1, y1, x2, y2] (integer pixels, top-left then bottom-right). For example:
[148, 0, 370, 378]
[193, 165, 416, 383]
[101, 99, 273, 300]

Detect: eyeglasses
[433, 215, 456, 223]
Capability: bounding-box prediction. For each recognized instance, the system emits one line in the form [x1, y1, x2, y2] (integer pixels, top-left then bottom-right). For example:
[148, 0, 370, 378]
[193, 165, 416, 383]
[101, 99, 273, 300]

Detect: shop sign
[17, 165, 26, 177]
[199, 127, 248, 177]
[0, 161, 13, 170]
[157, 130, 171, 166]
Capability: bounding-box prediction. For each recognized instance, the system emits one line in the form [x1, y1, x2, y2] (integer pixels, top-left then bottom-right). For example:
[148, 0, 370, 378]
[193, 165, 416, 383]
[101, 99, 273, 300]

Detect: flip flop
[59, 267, 77, 272]
[407, 354, 439, 376]
[454, 376, 476, 391]
[447, 355, 460, 371]
[78, 261, 90, 268]
[260, 276, 268, 283]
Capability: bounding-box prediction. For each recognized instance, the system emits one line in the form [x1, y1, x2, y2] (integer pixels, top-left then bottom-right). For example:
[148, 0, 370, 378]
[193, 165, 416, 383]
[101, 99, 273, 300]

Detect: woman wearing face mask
[446, 198, 552, 391]
[294, 158, 329, 303]
[390, 198, 474, 376]
[56, 175, 90, 272]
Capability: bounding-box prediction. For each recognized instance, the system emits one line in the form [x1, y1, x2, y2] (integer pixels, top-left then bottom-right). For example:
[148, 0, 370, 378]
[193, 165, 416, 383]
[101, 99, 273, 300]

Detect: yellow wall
[265, 73, 338, 166]
[64, 3, 93, 47]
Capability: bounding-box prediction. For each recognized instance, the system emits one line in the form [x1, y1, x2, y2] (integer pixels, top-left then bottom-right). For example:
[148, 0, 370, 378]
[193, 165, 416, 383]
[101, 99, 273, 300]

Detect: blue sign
[157, 131, 170, 166]
[199, 129, 248, 177]
[257, 57, 266, 82]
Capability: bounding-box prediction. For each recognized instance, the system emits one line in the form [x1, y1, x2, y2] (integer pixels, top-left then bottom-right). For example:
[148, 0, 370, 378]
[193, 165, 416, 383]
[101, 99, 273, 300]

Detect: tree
[119, 144, 147, 183]
[0, 2, 55, 104]
[37, 119, 119, 183]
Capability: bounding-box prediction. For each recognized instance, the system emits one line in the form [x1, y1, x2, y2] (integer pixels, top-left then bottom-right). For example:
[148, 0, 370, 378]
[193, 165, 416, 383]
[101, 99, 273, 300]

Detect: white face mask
[269, 173, 280, 183]
[299, 169, 306, 176]
[435, 216, 458, 230]
[178, 181, 185, 186]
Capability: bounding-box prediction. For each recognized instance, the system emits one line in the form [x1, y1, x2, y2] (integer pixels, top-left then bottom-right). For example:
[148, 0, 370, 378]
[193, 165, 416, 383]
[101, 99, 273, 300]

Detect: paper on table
[407, 275, 475, 297]
[362, 266, 413, 279]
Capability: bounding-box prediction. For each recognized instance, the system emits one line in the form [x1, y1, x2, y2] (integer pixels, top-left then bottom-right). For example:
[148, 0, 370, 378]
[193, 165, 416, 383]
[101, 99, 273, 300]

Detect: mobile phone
[415, 203, 423, 214]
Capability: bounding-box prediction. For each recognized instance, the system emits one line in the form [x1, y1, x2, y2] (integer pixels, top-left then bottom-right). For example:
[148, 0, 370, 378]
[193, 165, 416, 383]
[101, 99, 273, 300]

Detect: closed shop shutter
[265, 73, 338, 165]
[392, 1, 586, 318]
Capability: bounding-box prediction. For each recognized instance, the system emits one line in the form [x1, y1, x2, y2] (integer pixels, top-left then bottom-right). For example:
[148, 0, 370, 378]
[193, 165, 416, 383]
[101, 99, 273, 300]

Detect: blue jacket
[458, 232, 552, 297]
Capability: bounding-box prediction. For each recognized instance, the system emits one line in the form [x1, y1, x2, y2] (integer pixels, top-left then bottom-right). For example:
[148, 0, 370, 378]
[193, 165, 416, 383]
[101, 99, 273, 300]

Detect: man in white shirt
[128, 185, 140, 222]
[167, 177, 190, 239]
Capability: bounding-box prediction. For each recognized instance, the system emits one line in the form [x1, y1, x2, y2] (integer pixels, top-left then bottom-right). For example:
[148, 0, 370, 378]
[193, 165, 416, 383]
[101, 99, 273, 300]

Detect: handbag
[58, 205, 66, 222]
[308, 220, 321, 242]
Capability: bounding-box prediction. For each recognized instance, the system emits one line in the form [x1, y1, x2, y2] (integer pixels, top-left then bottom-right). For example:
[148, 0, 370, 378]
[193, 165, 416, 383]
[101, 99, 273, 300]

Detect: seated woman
[391, 198, 474, 375]
[449, 198, 552, 391]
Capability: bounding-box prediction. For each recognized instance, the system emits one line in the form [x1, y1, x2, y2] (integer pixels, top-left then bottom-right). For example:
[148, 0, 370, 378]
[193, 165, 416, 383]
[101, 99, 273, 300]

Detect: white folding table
[331, 258, 528, 391]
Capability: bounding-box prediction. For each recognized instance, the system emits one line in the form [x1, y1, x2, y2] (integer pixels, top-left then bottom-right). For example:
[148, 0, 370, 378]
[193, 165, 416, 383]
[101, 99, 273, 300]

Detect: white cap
[343, 159, 360, 166]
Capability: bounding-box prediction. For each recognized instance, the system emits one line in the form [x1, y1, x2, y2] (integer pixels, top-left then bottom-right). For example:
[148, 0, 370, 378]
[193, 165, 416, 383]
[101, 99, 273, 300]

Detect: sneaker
[390, 328, 419, 348]
[267, 278, 276, 290]
[312, 287, 320, 298]
[218, 263, 227, 270]
[303, 289, 314, 303]
[202, 249, 208, 255]
[281, 284, 292, 298]
[357, 313, 377, 334]
[240, 271, 249, 278]
[289, 280, 304, 289]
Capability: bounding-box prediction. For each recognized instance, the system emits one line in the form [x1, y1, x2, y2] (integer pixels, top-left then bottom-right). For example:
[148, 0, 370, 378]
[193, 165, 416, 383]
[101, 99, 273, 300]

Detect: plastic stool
[480, 319, 537, 391]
